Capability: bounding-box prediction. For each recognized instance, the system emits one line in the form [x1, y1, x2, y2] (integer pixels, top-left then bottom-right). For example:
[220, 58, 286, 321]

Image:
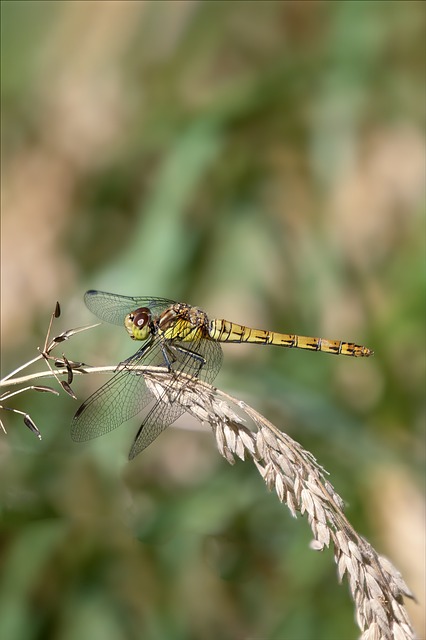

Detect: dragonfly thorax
[157, 303, 210, 342]
[124, 307, 152, 341]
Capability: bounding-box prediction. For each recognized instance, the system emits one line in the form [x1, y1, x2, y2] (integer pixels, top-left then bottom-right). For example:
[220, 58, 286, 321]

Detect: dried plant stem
[1, 365, 126, 388]
[143, 369, 416, 640]
[0, 308, 416, 640]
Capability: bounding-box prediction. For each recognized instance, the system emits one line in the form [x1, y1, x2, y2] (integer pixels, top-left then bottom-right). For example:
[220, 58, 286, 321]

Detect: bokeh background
[1, 2, 425, 639]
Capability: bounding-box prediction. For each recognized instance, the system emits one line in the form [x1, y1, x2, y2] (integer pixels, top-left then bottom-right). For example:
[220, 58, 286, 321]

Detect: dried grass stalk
[144, 369, 416, 640]
[1, 306, 416, 639]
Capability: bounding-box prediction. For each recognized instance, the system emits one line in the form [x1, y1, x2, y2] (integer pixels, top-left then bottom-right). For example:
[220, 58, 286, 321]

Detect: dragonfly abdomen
[209, 319, 372, 357]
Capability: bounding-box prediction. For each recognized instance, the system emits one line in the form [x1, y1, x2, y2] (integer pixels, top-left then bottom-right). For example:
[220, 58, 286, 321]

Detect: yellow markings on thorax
[158, 305, 209, 343]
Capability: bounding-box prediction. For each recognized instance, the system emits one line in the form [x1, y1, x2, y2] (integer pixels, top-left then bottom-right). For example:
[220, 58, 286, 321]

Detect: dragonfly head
[124, 307, 152, 341]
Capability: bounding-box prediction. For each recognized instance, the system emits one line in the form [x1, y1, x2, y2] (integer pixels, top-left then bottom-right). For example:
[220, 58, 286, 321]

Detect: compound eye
[124, 307, 151, 340]
[132, 307, 150, 329]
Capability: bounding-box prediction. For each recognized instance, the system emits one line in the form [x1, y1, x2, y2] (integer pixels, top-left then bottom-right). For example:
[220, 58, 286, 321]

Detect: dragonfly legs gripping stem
[164, 342, 207, 378]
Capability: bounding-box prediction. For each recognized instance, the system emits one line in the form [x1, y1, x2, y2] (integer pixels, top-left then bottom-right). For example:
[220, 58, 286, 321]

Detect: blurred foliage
[1, 2, 425, 639]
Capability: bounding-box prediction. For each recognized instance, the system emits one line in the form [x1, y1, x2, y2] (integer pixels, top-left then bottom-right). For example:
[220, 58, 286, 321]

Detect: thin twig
[0, 364, 165, 388]
[0, 302, 100, 436]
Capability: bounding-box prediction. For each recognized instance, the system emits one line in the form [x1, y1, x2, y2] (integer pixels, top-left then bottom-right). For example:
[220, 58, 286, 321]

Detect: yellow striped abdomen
[208, 319, 373, 357]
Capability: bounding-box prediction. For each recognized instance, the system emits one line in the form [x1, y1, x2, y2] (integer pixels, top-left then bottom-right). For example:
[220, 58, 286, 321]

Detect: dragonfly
[71, 290, 373, 459]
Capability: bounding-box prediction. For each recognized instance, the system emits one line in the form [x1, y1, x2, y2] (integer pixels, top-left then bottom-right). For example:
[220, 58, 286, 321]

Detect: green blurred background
[1, 2, 425, 639]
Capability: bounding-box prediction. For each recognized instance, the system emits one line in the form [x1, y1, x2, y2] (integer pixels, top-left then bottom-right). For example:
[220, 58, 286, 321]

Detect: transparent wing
[71, 338, 165, 441]
[72, 310, 223, 457]
[129, 397, 187, 460]
[128, 336, 223, 459]
[84, 290, 176, 325]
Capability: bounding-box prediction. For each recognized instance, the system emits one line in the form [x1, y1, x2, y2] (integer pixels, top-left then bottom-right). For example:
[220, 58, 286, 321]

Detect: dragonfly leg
[115, 338, 155, 375]
[167, 343, 206, 377]
[161, 342, 176, 370]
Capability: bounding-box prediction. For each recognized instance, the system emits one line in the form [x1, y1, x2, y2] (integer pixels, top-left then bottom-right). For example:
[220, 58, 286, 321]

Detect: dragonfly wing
[84, 290, 175, 325]
[73, 304, 224, 456]
[167, 336, 223, 383]
[129, 399, 186, 460]
[128, 337, 223, 459]
[71, 338, 165, 441]
[71, 367, 155, 442]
